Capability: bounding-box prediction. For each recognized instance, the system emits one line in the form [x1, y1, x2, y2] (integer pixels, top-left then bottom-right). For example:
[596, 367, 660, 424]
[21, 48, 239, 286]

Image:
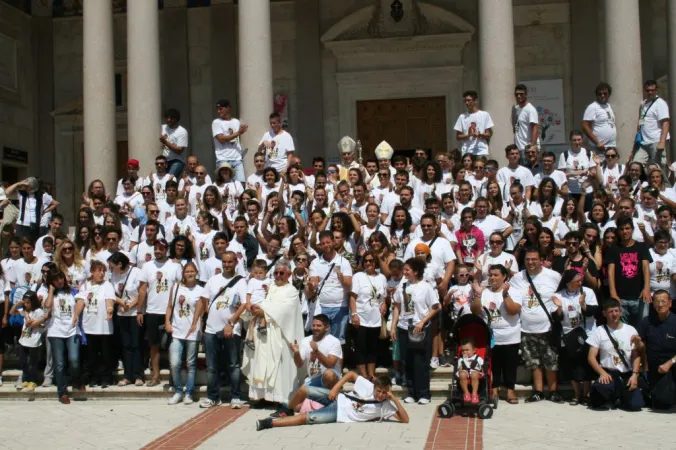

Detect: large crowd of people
[0, 80, 674, 426]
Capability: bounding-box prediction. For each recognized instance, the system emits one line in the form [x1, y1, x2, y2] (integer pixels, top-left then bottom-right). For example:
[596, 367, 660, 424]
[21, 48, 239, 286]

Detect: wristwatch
[671, 357, 676, 364]
[350, 312, 358, 317]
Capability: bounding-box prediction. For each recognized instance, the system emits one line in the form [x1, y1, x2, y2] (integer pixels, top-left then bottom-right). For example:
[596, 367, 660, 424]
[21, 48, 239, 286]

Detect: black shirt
[605, 242, 652, 300]
[552, 255, 599, 281]
[638, 312, 676, 370]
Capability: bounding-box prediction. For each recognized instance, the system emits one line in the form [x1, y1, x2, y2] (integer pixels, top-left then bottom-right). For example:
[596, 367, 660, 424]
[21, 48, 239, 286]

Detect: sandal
[506, 397, 519, 404]
[135, 380, 145, 387]
[569, 398, 580, 406]
[117, 379, 131, 387]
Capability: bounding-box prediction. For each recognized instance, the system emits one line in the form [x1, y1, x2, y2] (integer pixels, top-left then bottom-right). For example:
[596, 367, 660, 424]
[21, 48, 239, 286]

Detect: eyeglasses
[489, 240, 503, 245]
[485, 167, 497, 172]
[273, 271, 286, 276]
[106, 237, 118, 242]
[457, 273, 470, 277]
[567, 241, 580, 246]
[268, 245, 280, 251]
[196, 172, 206, 175]
[364, 258, 375, 263]
[420, 224, 434, 228]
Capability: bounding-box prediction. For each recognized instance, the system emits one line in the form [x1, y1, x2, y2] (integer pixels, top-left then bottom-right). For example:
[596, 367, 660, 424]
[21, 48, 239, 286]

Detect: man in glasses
[184, 155, 213, 187]
[144, 155, 184, 203]
[582, 82, 616, 162]
[435, 151, 453, 185]
[454, 90, 494, 156]
[632, 79, 670, 169]
[511, 83, 540, 160]
[244, 259, 304, 410]
[552, 231, 600, 290]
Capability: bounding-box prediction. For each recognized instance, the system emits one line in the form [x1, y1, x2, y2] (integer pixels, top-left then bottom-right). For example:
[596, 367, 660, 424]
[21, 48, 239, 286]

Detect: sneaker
[200, 398, 222, 409]
[525, 391, 543, 403]
[418, 398, 430, 405]
[42, 377, 53, 388]
[231, 398, 243, 409]
[23, 382, 37, 392]
[429, 357, 440, 369]
[549, 391, 563, 404]
[168, 393, 183, 405]
[183, 395, 194, 405]
[471, 394, 480, 405]
[403, 397, 415, 404]
[463, 392, 471, 403]
[438, 355, 452, 368]
[256, 417, 273, 432]
[269, 406, 294, 418]
[0, 376, 3, 386]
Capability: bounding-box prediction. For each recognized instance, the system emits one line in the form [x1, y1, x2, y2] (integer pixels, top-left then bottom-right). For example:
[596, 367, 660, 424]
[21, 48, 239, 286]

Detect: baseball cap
[154, 238, 169, 249]
[127, 159, 140, 169]
[216, 99, 230, 108]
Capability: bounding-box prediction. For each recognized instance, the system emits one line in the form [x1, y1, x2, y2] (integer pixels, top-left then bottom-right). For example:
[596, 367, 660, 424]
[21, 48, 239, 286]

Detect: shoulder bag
[403, 282, 426, 348]
[310, 262, 336, 300]
[202, 275, 244, 329]
[159, 283, 180, 350]
[526, 271, 562, 349]
[634, 98, 657, 150]
[602, 324, 648, 394]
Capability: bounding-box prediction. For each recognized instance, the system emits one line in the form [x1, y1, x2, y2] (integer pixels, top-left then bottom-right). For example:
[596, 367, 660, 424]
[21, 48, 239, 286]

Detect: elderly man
[243, 259, 305, 405]
[337, 136, 362, 181]
[638, 290, 676, 409]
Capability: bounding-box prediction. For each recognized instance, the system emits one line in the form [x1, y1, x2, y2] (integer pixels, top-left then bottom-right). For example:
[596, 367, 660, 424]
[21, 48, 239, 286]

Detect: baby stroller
[437, 313, 495, 419]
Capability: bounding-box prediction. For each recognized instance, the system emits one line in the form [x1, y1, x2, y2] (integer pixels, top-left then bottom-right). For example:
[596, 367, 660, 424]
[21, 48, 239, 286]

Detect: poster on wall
[520, 79, 566, 145]
[274, 94, 289, 130]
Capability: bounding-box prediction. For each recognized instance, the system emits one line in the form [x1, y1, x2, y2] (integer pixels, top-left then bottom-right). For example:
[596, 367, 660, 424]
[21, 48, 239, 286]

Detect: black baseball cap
[216, 99, 230, 108]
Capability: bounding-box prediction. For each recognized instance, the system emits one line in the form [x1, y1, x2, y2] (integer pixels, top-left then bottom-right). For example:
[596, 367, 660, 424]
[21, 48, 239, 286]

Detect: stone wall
[0, 2, 35, 178]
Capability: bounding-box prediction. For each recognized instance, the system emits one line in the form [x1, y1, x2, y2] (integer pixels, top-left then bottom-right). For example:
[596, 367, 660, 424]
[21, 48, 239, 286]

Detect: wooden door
[117, 141, 128, 179]
[356, 97, 447, 159]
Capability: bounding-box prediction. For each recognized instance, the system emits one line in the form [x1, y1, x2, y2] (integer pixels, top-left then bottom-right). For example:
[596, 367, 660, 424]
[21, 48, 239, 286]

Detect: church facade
[0, 0, 673, 223]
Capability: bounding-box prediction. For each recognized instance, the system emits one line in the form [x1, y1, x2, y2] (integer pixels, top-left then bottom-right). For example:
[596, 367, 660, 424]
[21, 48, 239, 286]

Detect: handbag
[634, 98, 658, 150]
[526, 271, 562, 349]
[159, 283, 180, 351]
[402, 283, 426, 348]
[562, 326, 587, 360]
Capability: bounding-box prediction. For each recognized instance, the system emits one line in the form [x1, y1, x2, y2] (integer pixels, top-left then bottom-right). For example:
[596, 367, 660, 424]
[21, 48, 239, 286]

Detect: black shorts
[145, 313, 165, 346]
[0, 303, 6, 354]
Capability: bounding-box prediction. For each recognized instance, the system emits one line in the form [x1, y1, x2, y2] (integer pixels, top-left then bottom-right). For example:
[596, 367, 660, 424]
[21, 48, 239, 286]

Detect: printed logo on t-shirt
[145, 253, 152, 262]
[57, 295, 72, 317]
[655, 261, 670, 283]
[200, 242, 209, 261]
[487, 301, 501, 322]
[620, 252, 639, 279]
[526, 286, 538, 308]
[21, 326, 33, 338]
[155, 272, 169, 294]
[85, 287, 100, 314]
[178, 295, 190, 318]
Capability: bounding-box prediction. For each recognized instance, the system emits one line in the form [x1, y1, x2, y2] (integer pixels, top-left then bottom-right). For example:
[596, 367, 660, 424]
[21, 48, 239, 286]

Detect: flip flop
[506, 397, 519, 404]
[117, 379, 131, 387]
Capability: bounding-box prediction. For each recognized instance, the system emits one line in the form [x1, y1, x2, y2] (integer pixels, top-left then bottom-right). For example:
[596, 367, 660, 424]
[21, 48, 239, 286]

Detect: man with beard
[290, 314, 342, 389]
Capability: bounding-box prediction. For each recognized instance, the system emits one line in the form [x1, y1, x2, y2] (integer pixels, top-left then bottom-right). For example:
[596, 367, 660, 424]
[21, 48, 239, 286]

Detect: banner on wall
[520, 79, 566, 145]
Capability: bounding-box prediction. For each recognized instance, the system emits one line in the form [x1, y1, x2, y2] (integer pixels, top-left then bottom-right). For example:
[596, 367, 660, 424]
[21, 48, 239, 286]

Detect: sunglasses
[489, 240, 503, 245]
[148, 210, 160, 214]
[485, 167, 497, 172]
[106, 237, 118, 242]
[294, 258, 308, 263]
[273, 271, 286, 276]
[196, 172, 206, 175]
[62, 247, 74, 252]
[606, 154, 618, 159]
[364, 258, 375, 263]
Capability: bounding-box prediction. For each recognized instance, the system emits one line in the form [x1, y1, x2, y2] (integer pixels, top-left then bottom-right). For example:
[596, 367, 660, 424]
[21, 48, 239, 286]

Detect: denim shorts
[304, 369, 341, 388]
[304, 386, 338, 425]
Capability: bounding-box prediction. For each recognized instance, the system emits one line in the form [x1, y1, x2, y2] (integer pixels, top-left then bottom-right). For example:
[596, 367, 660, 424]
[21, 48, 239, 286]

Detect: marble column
[571, 0, 601, 121]
[238, 0, 273, 175]
[83, 0, 116, 191]
[667, 0, 676, 162]
[604, 0, 642, 158]
[127, 0, 162, 174]
[478, 0, 515, 167]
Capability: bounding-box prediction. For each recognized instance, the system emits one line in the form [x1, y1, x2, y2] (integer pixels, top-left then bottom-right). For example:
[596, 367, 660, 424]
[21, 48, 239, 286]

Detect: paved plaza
[0, 399, 672, 450]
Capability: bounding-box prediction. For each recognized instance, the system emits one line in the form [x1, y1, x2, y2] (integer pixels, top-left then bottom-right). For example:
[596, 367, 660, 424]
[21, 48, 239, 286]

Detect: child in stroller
[457, 337, 484, 405]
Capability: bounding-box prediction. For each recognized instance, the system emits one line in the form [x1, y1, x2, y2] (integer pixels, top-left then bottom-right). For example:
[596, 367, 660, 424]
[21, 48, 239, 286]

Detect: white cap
[338, 136, 356, 154]
[374, 141, 394, 160]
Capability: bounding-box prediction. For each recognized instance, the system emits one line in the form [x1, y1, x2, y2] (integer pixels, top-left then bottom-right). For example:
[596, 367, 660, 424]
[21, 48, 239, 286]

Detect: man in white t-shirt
[160, 108, 189, 178]
[586, 299, 644, 411]
[496, 145, 536, 201]
[259, 112, 295, 174]
[257, 371, 407, 430]
[246, 152, 267, 191]
[454, 90, 494, 156]
[184, 155, 213, 186]
[212, 99, 248, 182]
[144, 155, 184, 203]
[307, 231, 353, 344]
[512, 83, 540, 159]
[634, 80, 670, 169]
[291, 314, 343, 389]
[404, 214, 455, 296]
[533, 151, 568, 195]
[509, 247, 563, 403]
[557, 130, 597, 196]
[582, 82, 616, 161]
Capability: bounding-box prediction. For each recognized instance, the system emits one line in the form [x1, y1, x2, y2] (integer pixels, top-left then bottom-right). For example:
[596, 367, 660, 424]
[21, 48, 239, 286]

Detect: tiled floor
[425, 415, 483, 450]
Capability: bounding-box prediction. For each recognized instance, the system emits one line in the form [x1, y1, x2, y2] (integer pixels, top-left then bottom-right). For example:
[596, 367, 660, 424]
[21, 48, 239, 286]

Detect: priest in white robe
[243, 259, 305, 404]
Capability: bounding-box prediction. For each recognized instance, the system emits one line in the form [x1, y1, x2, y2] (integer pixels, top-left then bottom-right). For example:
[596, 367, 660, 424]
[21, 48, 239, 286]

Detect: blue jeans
[169, 338, 198, 396]
[49, 335, 81, 398]
[216, 158, 245, 182]
[167, 159, 185, 178]
[204, 332, 241, 402]
[304, 386, 339, 425]
[620, 299, 649, 328]
[590, 370, 645, 411]
[320, 306, 349, 344]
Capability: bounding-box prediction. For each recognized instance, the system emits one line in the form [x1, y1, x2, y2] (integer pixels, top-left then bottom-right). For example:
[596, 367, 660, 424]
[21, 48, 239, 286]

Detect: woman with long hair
[169, 235, 196, 266]
[44, 268, 84, 404]
[75, 225, 91, 257]
[538, 227, 559, 269]
[54, 238, 87, 289]
[530, 177, 564, 215]
[360, 203, 390, 252]
[538, 197, 569, 245]
[77, 207, 94, 231]
[626, 161, 646, 198]
[600, 227, 618, 299]
[486, 179, 504, 217]
[561, 197, 585, 232]
[647, 168, 676, 208]
[85, 225, 106, 265]
[368, 231, 395, 278]
[108, 252, 144, 387]
[202, 185, 224, 231]
[165, 262, 203, 405]
[415, 160, 444, 207]
[191, 211, 218, 282]
[214, 162, 245, 221]
[389, 206, 413, 260]
[257, 167, 280, 202]
[104, 213, 132, 252]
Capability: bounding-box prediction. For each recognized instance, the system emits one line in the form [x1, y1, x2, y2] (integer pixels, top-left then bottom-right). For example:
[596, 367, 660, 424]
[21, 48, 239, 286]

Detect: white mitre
[338, 136, 356, 154]
[374, 140, 394, 160]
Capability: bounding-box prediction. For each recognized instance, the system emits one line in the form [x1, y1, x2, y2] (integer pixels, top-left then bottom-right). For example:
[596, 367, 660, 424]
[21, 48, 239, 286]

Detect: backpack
[563, 148, 592, 164]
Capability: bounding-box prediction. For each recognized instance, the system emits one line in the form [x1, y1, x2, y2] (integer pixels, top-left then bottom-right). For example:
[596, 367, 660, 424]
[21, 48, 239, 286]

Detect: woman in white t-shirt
[349, 251, 387, 380]
[54, 238, 88, 290]
[471, 264, 522, 404]
[78, 260, 116, 387]
[474, 232, 518, 285]
[391, 258, 440, 405]
[44, 270, 85, 403]
[553, 270, 598, 406]
[165, 262, 204, 406]
[108, 252, 144, 387]
[191, 211, 218, 282]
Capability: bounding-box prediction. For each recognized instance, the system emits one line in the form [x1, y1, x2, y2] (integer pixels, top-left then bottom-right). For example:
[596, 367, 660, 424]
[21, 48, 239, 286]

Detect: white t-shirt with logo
[203, 275, 248, 336]
[308, 254, 353, 308]
[533, 170, 568, 191]
[110, 267, 142, 317]
[639, 97, 670, 144]
[496, 166, 536, 191]
[403, 236, 456, 268]
[187, 183, 214, 218]
[336, 376, 398, 423]
[447, 283, 473, 317]
[10, 258, 48, 288]
[477, 252, 518, 286]
[583, 101, 616, 147]
[130, 241, 155, 269]
[351, 272, 387, 328]
[513, 103, 540, 151]
[300, 333, 343, 379]
[586, 323, 638, 373]
[558, 148, 596, 194]
[556, 287, 598, 336]
[194, 230, 217, 282]
[454, 110, 495, 156]
[170, 284, 204, 341]
[478, 289, 522, 345]
[161, 124, 189, 162]
[164, 215, 198, 242]
[78, 281, 116, 335]
[138, 260, 182, 315]
[144, 173, 184, 203]
[18, 308, 46, 347]
[509, 268, 561, 334]
[649, 249, 676, 294]
[393, 280, 439, 328]
[212, 118, 242, 162]
[47, 290, 80, 338]
[259, 130, 295, 173]
[246, 277, 270, 307]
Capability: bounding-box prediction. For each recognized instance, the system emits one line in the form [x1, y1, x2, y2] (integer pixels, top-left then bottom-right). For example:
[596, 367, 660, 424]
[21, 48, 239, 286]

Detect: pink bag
[299, 399, 324, 413]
